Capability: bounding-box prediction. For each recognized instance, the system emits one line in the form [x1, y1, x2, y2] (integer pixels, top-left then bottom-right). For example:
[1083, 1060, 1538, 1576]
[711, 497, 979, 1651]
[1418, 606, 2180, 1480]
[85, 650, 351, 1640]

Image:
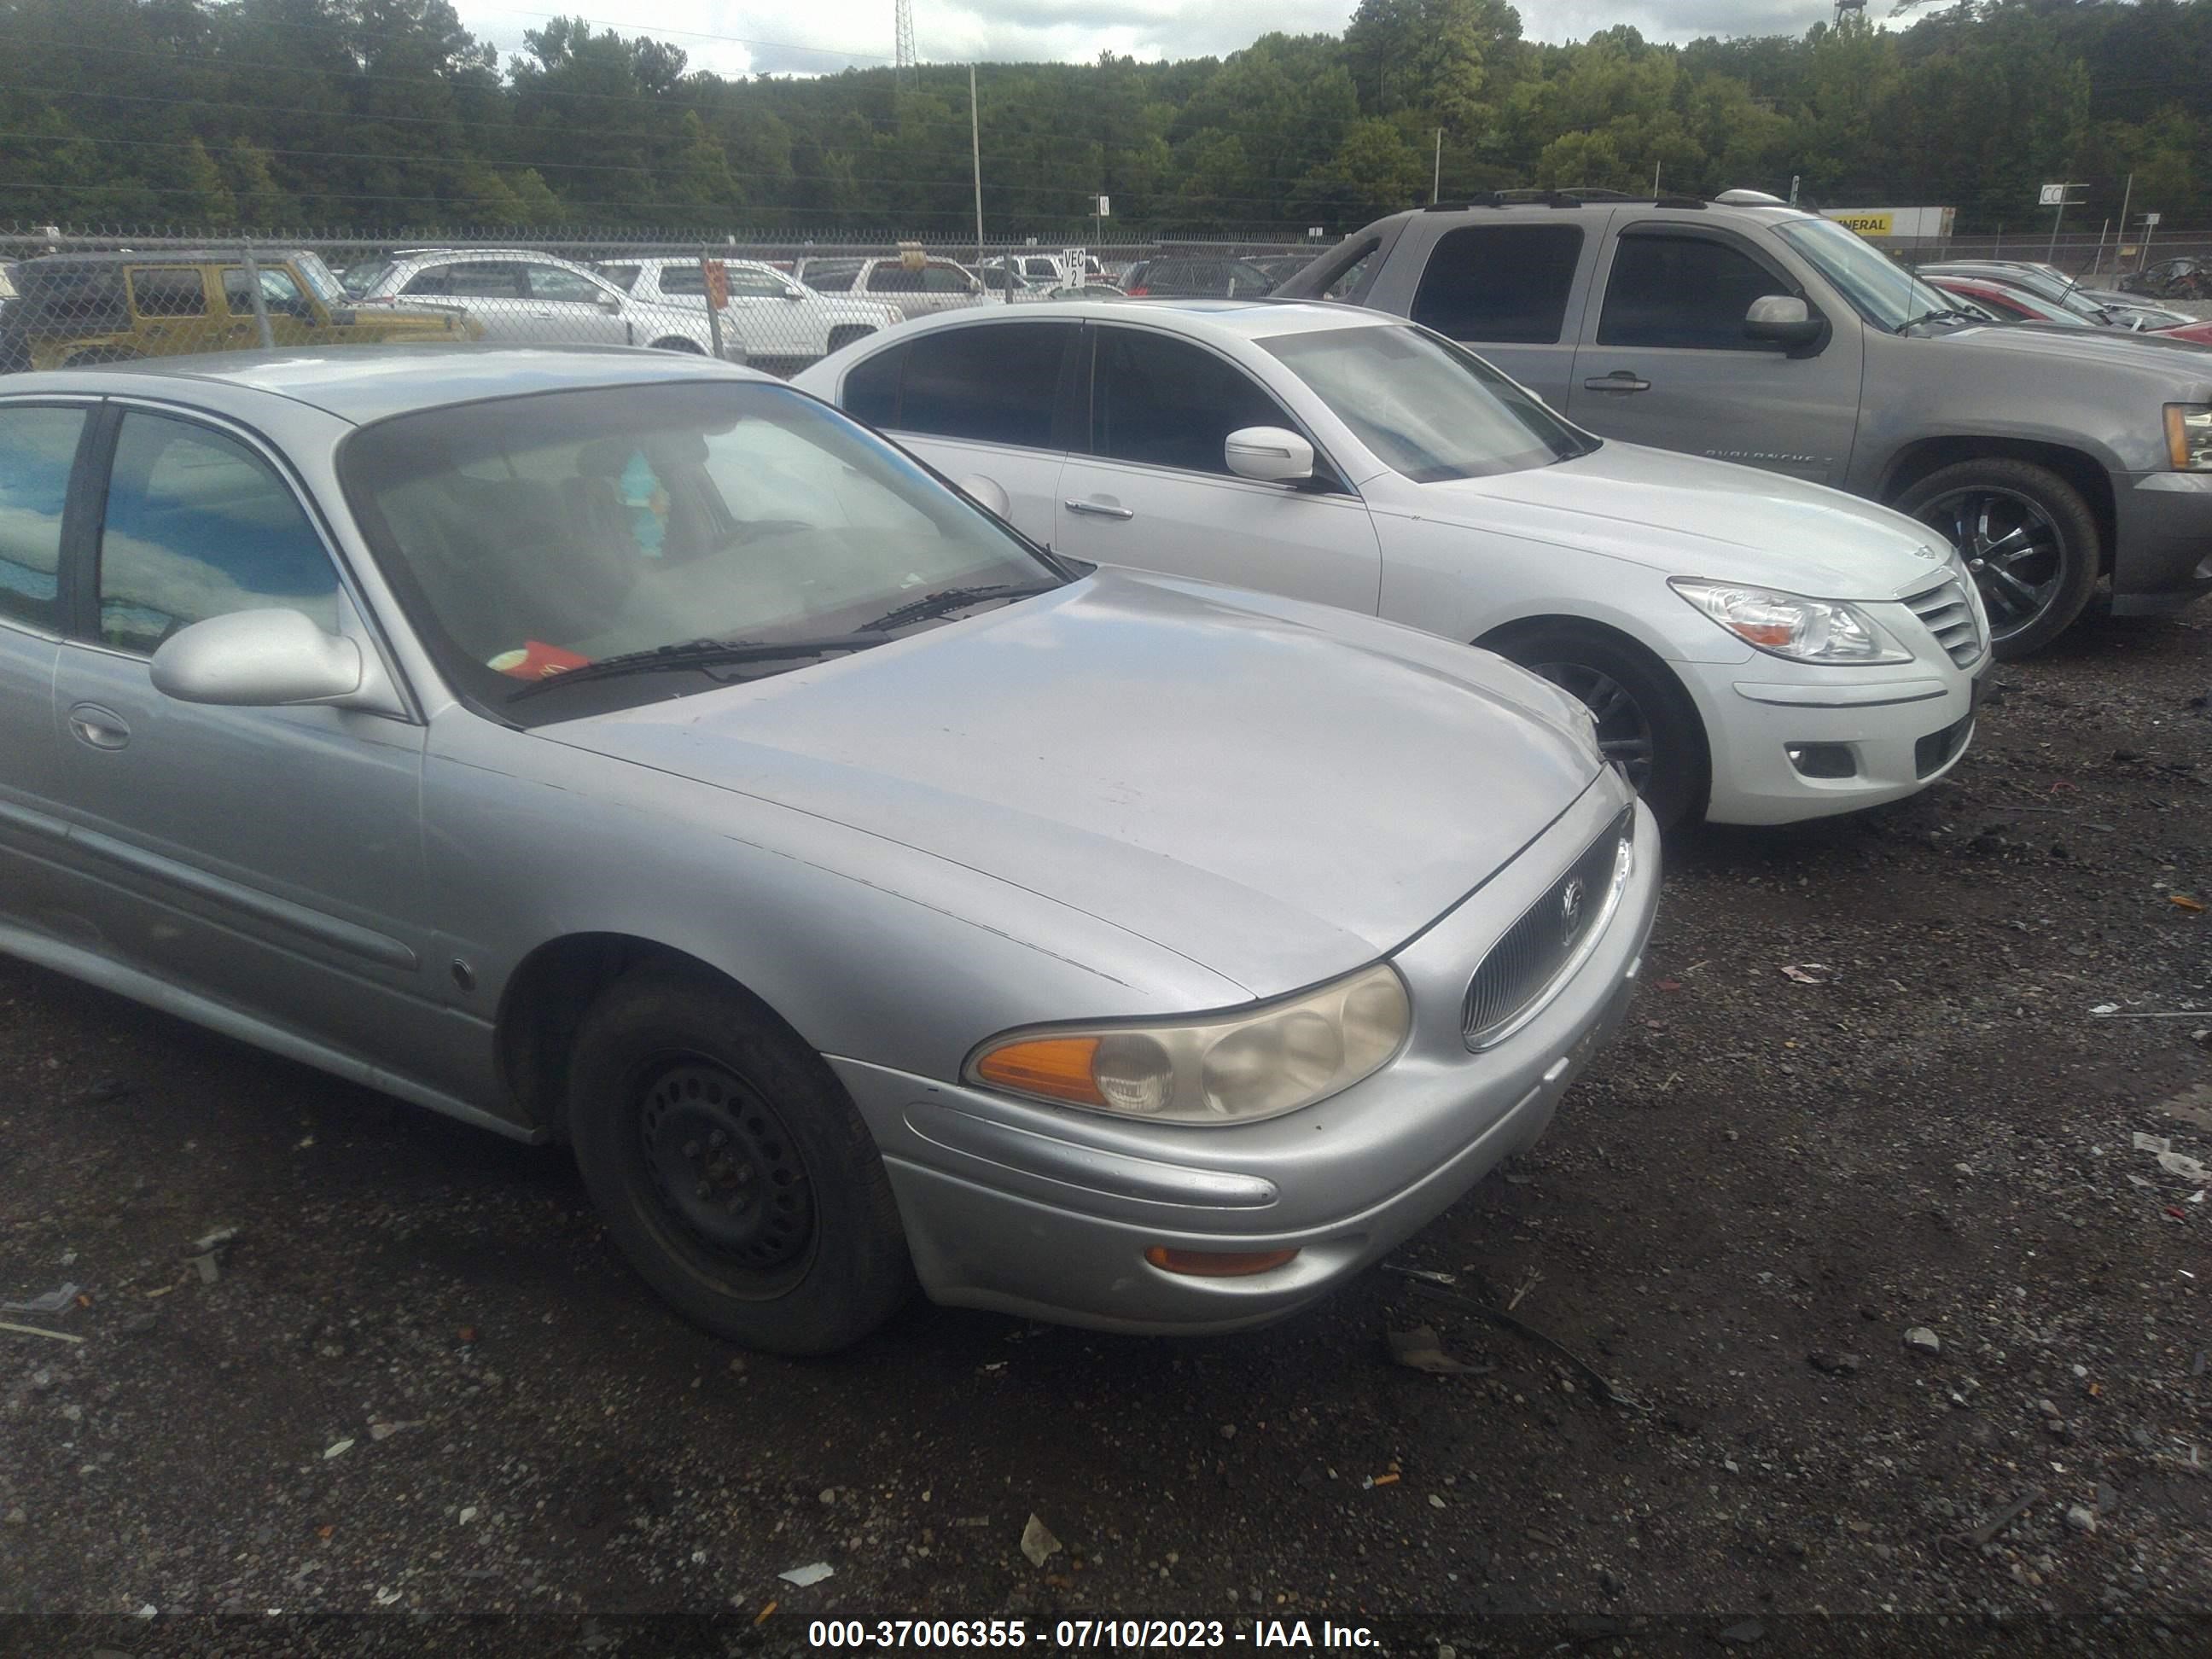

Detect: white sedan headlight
[966, 963, 1411, 1126]
[1669, 578, 1911, 665]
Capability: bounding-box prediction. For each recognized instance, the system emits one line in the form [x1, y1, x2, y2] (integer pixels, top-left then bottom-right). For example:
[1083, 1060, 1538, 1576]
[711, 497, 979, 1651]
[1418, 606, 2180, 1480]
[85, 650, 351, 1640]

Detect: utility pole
[1432, 129, 1441, 205]
[969, 63, 985, 282]
[1651, 160, 1662, 197]
[2113, 171, 2133, 276]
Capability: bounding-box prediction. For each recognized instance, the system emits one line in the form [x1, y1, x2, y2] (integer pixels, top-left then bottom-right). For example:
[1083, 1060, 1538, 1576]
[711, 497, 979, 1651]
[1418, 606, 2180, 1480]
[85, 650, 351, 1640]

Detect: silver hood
[543, 573, 1605, 996]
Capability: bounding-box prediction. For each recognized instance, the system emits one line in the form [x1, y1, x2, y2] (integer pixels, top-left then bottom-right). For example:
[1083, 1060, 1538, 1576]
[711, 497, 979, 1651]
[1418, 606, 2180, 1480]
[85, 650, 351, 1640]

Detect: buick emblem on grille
[1558, 877, 1586, 946]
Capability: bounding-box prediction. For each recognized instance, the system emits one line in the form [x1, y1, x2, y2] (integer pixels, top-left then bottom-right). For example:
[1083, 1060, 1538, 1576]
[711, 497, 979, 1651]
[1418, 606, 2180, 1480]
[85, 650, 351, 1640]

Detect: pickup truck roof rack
[1421, 189, 1710, 212]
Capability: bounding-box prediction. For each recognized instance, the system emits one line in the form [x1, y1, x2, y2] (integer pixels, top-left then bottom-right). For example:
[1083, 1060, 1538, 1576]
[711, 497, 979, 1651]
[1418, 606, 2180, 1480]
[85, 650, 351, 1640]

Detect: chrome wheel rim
[1527, 661, 1655, 791]
[1915, 486, 2064, 641]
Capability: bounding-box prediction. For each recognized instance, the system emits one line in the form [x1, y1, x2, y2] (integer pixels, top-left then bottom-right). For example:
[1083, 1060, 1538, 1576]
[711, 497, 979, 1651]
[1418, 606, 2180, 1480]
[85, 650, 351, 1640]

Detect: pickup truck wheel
[1895, 459, 2098, 658]
[1490, 623, 1708, 830]
[567, 969, 910, 1354]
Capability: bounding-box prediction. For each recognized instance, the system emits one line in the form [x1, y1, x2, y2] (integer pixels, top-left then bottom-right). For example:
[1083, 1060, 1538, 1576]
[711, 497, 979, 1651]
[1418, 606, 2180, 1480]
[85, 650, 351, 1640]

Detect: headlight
[965, 963, 1411, 1126]
[2167, 405, 2212, 472]
[1669, 578, 1911, 665]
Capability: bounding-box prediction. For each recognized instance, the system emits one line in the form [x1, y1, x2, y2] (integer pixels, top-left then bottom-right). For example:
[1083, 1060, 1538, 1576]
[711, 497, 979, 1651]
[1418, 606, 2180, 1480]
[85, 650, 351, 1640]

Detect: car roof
[858, 296, 1400, 343]
[4, 345, 771, 425]
[17, 248, 315, 268]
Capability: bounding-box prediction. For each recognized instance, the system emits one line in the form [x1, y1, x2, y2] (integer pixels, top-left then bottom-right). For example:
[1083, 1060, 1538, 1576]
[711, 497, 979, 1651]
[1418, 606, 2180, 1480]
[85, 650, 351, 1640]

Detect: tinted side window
[1092, 328, 1289, 476]
[127, 268, 209, 317]
[806, 266, 857, 293]
[725, 268, 790, 299]
[868, 266, 924, 294]
[1411, 224, 1583, 344]
[0, 407, 86, 630]
[97, 414, 341, 655]
[1597, 236, 1793, 350]
[597, 265, 642, 292]
[898, 323, 1068, 446]
[841, 344, 905, 428]
[221, 267, 307, 316]
[655, 264, 706, 295]
[922, 265, 972, 294]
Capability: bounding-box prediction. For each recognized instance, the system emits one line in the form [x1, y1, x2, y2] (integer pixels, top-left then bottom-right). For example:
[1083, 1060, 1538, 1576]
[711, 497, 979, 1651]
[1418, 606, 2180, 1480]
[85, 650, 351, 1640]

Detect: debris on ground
[1940, 1487, 2044, 1557]
[1378, 1263, 1458, 1287]
[323, 1438, 354, 1460]
[1020, 1514, 1062, 1569]
[1405, 1280, 1642, 1411]
[1386, 1324, 1487, 1376]
[777, 1562, 835, 1587]
[1807, 1351, 1861, 1376]
[2065, 1504, 2098, 1534]
[1778, 963, 1831, 986]
[0, 1320, 85, 1344]
[181, 1227, 238, 1284]
[1903, 1327, 1941, 1355]
[0, 1284, 83, 1316]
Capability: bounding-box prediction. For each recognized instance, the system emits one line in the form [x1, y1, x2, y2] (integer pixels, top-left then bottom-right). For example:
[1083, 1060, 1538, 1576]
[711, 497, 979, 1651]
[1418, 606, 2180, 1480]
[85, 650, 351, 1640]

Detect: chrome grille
[1905, 573, 1983, 668]
[1462, 808, 1634, 1050]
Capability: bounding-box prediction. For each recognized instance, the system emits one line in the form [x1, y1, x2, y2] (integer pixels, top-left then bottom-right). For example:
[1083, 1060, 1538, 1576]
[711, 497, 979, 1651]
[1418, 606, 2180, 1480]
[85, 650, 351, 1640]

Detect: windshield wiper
[857, 580, 1061, 635]
[505, 634, 886, 702]
[1896, 307, 1981, 334]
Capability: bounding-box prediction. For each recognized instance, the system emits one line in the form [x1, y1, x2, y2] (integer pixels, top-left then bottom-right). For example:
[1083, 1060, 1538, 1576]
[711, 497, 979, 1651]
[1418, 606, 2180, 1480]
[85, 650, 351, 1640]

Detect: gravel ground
[2, 599, 2209, 1656]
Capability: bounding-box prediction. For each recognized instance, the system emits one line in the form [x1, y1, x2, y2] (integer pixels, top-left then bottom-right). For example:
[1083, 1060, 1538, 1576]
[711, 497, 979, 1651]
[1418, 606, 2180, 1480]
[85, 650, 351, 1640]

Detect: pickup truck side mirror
[1743, 294, 1825, 356]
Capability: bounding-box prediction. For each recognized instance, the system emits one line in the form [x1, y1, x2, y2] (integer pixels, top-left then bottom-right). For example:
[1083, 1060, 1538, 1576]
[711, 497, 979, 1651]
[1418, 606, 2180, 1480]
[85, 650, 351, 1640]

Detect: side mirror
[596, 291, 624, 311]
[150, 609, 363, 707]
[1743, 294, 1824, 353]
[957, 474, 1012, 519]
[1224, 425, 1315, 485]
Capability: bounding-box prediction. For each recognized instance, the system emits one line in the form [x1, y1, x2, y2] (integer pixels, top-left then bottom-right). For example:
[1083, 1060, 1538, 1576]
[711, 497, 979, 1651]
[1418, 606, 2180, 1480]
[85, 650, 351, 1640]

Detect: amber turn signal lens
[1144, 1246, 1300, 1278]
[973, 1036, 1103, 1106]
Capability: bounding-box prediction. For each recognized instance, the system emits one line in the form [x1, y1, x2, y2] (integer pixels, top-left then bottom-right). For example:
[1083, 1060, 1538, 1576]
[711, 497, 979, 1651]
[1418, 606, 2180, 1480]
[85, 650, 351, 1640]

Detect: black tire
[824, 325, 876, 356]
[1895, 458, 2099, 659]
[567, 966, 910, 1354]
[649, 336, 707, 354]
[1488, 622, 1709, 830]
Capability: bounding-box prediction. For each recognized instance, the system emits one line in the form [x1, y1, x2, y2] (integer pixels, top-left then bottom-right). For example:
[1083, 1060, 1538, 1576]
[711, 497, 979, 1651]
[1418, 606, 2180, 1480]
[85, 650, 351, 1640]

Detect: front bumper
[1682, 652, 1984, 826]
[2110, 471, 2212, 616]
[828, 783, 1660, 1334]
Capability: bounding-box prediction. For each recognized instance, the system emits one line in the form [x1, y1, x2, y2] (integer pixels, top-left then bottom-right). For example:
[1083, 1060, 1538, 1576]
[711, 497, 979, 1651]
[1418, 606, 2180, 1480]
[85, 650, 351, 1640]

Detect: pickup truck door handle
[1582, 371, 1652, 393]
[1064, 498, 1135, 521]
[67, 702, 131, 751]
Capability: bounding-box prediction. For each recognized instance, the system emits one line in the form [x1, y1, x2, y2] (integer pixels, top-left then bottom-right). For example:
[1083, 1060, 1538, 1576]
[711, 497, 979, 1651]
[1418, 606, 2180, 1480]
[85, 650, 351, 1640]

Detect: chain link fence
[0, 227, 1336, 378]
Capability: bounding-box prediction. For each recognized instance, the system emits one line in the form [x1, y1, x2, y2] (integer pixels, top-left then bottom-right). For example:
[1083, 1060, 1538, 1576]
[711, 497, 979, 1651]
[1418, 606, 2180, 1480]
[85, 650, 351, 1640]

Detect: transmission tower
[1832, 0, 1866, 25]
[894, 0, 917, 90]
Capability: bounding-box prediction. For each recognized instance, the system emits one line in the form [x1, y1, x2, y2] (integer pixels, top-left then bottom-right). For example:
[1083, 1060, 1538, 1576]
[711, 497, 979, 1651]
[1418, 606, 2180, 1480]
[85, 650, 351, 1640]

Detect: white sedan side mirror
[958, 474, 1013, 519]
[1224, 426, 1314, 485]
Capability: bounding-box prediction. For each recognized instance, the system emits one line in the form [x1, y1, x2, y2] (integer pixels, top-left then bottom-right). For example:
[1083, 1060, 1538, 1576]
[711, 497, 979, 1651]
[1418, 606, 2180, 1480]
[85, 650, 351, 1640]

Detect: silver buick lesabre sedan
[0, 347, 1658, 1352]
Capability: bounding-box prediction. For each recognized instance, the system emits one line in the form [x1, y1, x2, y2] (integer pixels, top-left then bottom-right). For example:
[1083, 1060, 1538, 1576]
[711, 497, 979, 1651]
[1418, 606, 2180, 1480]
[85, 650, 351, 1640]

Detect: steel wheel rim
[1914, 486, 2064, 640]
[1526, 661, 1656, 791]
[634, 1058, 815, 1278]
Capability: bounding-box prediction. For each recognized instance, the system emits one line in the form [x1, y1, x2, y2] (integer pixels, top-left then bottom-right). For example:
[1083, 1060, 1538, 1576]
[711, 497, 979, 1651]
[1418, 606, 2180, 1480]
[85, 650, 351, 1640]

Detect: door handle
[67, 702, 131, 751]
[1064, 498, 1135, 521]
[1582, 371, 1652, 393]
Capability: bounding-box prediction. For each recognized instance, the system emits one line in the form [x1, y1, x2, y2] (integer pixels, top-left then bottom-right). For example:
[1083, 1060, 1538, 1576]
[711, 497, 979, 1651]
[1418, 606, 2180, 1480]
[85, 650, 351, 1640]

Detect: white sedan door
[1051, 323, 1382, 613]
[835, 319, 1077, 548]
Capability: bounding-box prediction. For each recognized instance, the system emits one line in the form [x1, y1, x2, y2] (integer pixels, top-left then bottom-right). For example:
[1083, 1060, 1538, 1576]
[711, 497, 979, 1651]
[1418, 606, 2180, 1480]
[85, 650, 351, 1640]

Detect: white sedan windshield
[1262, 325, 1591, 483]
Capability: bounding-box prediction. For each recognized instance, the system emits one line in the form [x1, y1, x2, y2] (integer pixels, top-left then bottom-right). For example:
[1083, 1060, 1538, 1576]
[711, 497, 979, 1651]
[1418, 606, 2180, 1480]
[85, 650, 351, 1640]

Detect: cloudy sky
[453, 0, 1870, 79]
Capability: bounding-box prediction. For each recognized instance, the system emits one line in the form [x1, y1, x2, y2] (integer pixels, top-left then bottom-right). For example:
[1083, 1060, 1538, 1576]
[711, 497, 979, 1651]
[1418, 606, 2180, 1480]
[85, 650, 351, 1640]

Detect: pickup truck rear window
[1411, 224, 1582, 345]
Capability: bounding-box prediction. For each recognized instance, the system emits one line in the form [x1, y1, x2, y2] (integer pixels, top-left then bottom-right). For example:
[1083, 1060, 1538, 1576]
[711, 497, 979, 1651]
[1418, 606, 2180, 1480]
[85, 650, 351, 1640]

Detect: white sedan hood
[1400, 440, 1953, 601]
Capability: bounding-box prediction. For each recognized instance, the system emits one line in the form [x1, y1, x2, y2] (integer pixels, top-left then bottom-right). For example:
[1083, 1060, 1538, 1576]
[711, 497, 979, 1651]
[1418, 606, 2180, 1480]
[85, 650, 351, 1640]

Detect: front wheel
[1895, 458, 2099, 658]
[566, 968, 910, 1353]
[1488, 623, 1708, 830]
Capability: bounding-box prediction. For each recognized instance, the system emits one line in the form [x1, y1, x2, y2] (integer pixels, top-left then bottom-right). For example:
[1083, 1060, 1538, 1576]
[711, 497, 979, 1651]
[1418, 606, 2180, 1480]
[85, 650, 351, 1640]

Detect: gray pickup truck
[1278, 190, 2212, 655]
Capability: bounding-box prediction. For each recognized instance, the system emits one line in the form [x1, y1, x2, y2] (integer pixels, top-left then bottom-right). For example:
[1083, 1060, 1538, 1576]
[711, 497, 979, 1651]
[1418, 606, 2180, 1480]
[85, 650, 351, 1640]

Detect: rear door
[401, 259, 533, 341]
[1053, 323, 1382, 612]
[849, 320, 1078, 545]
[123, 266, 219, 358]
[1372, 218, 1604, 409]
[1566, 223, 1861, 486]
[0, 401, 93, 931]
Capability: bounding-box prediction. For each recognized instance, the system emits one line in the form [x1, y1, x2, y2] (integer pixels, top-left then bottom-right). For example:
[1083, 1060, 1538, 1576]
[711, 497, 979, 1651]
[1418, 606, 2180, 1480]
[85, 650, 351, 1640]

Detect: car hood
[541, 573, 1604, 998]
[1403, 441, 1952, 600]
[1928, 316, 2212, 367]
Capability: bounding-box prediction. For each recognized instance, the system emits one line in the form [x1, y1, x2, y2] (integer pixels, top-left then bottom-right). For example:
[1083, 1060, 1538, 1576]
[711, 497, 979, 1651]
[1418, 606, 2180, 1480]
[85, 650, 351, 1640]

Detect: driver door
[1566, 225, 1861, 486]
[44, 405, 437, 1072]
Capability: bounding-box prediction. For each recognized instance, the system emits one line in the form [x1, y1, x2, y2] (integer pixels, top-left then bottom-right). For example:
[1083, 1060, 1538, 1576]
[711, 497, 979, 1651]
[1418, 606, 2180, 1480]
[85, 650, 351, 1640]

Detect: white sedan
[595, 257, 902, 375]
[796, 300, 1991, 827]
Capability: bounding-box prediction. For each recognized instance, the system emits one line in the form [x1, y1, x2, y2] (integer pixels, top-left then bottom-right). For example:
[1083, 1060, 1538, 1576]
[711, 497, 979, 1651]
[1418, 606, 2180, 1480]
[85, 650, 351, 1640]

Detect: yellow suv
[0, 248, 478, 372]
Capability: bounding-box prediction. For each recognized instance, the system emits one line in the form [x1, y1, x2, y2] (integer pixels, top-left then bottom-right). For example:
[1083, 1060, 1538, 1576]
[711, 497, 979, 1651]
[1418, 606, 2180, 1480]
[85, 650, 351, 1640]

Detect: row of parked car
[0, 190, 2203, 1354]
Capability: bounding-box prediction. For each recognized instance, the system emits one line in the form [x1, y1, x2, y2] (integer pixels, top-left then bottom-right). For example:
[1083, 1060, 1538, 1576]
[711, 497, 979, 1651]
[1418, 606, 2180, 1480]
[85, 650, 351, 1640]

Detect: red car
[1927, 274, 2212, 346]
